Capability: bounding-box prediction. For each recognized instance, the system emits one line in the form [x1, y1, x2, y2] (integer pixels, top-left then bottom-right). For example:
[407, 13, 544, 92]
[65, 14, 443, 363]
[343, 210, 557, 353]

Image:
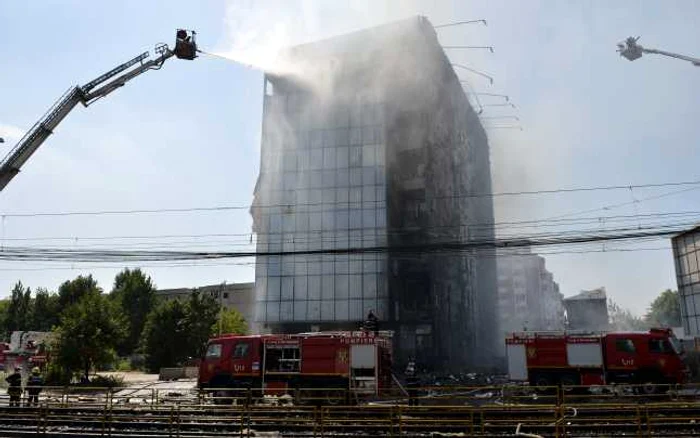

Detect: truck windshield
[205, 343, 222, 358]
[669, 335, 684, 355]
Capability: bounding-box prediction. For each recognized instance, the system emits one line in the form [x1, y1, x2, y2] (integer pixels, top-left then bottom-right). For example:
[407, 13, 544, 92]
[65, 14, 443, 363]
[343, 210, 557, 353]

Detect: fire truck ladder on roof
[295, 330, 395, 338]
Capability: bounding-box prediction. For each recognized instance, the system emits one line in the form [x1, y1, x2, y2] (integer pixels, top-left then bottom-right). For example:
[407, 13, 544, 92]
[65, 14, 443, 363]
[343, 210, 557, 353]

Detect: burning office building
[250, 16, 498, 370]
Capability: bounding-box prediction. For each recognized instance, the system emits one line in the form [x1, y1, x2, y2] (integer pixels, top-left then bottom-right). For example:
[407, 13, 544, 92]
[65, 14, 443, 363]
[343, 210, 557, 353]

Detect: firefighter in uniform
[26, 367, 44, 407]
[405, 359, 419, 406]
[363, 309, 379, 334]
[6, 366, 23, 407]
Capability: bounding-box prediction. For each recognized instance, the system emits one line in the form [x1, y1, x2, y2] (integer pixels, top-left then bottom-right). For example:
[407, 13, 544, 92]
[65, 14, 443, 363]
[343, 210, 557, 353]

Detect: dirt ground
[96, 371, 160, 384]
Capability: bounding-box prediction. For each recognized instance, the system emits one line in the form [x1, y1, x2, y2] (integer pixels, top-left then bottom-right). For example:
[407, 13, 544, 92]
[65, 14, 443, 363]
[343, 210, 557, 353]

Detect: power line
[0, 224, 683, 263]
[0, 244, 673, 272]
[1, 209, 699, 247]
[3, 179, 700, 218]
[545, 184, 700, 220]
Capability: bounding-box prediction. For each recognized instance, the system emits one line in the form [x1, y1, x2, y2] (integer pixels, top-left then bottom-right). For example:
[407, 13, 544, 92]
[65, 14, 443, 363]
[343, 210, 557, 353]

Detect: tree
[608, 299, 648, 331]
[57, 275, 101, 315]
[110, 269, 156, 355]
[142, 291, 221, 372]
[31, 288, 59, 331]
[53, 293, 126, 381]
[0, 299, 9, 340]
[216, 307, 248, 335]
[184, 291, 220, 359]
[5, 281, 33, 334]
[142, 299, 190, 372]
[646, 289, 681, 327]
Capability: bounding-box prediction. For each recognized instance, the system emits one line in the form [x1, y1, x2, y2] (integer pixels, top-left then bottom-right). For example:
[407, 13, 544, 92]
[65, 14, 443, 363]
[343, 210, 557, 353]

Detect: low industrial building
[497, 252, 565, 338]
[156, 282, 256, 332]
[564, 288, 609, 331]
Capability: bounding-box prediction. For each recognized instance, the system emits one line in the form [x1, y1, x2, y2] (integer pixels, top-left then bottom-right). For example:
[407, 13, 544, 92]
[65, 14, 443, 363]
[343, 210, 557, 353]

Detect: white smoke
[214, 0, 432, 74]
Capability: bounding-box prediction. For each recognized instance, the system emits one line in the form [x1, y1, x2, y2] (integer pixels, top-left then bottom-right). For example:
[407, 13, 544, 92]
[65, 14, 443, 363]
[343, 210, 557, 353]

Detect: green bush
[116, 358, 131, 372]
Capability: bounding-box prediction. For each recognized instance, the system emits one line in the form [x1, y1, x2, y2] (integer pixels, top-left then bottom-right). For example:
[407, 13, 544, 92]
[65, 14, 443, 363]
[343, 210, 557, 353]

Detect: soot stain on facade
[251, 16, 498, 370]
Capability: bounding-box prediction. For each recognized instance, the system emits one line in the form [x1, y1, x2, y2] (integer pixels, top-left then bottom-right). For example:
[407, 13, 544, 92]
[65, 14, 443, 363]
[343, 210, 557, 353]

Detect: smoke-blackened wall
[251, 16, 498, 370]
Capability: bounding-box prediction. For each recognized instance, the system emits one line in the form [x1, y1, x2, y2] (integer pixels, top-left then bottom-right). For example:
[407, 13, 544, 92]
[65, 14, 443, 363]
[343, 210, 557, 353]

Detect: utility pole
[218, 281, 226, 335]
[617, 36, 700, 67]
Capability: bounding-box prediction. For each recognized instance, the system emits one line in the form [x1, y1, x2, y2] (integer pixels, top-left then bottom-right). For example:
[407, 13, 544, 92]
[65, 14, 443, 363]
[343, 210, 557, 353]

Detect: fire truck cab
[506, 328, 688, 393]
[198, 330, 393, 403]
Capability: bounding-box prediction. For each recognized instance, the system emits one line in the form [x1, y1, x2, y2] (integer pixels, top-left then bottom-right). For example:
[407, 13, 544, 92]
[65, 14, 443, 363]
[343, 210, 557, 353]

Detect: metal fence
[0, 384, 699, 436]
[2, 401, 700, 437]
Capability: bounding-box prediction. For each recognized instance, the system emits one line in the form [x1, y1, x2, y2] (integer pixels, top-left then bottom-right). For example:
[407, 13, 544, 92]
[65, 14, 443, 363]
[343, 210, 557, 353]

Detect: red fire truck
[506, 328, 688, 393]
[198, 331, 393, 404]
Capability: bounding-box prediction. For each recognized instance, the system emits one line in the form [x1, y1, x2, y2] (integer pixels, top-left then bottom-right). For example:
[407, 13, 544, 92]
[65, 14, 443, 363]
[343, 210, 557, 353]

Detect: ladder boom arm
[82, 49, 175, 105]
[0, 29, 197, 192]
[643, 47, 700, 66]
[0, 87, 83, 191]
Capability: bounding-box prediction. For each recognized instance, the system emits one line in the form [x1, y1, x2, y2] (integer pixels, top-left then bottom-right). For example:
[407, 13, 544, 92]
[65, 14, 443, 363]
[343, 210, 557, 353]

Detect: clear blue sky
[1, 0, 699, 315]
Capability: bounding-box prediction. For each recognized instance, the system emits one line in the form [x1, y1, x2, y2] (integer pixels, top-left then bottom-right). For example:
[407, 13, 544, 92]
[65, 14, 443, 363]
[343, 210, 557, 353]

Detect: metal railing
[4, 382, 700, 408]
[2, 399, 700, 437]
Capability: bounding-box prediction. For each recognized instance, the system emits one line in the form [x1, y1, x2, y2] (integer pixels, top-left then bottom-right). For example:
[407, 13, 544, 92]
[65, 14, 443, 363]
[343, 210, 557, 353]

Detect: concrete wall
[564, 295, 609, 331]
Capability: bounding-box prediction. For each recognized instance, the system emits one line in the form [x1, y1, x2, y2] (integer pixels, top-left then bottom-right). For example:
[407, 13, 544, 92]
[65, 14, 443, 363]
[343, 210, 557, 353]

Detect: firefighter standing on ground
[5, 366, 23, 407]
[26, 367, 44, 407]
[405, 358, 419, 406]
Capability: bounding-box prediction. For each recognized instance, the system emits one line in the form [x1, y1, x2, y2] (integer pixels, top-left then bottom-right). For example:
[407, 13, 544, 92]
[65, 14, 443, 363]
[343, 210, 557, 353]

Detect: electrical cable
[0, 209, 697, 256]
[0, 224, 684, 263]
[0, 244, 673, 273]
[2, 178, 700, 218]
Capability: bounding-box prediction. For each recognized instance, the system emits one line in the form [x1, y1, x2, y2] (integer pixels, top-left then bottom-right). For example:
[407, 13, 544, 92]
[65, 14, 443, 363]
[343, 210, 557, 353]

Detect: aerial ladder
[617, 36, 700, 67]
[0, 29, 198, 192]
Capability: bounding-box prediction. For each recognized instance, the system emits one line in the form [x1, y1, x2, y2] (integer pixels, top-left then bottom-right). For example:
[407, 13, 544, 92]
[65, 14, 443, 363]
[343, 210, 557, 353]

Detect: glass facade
[673, 229, 700, 335]
[254, 87, 388, 324]
[249, 16, 499, 368]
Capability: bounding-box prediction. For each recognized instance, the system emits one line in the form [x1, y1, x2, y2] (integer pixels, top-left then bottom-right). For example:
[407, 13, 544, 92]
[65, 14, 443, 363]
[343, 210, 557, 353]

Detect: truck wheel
[635, 382, 661, 396]
[533, 374, 552, 392]
[559, 375, 579, 393]
[325, 390, 344, 406]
